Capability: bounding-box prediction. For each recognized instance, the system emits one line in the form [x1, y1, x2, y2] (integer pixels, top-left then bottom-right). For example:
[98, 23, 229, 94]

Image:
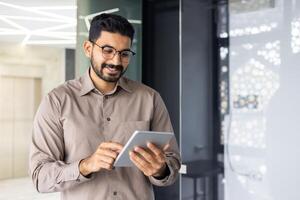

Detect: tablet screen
[114, 131, 174, 167]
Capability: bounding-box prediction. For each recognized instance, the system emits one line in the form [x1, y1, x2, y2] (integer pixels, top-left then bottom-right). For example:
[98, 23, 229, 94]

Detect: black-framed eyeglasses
[90, 40, 136, 63]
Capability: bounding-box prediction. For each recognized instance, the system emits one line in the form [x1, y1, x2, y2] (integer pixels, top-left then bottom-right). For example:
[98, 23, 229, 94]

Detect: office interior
[0, 0, 300, 199]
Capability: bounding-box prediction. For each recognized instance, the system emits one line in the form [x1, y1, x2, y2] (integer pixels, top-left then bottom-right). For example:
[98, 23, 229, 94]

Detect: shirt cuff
[64, 160, 93, 183]
[149, 157, 176, 186]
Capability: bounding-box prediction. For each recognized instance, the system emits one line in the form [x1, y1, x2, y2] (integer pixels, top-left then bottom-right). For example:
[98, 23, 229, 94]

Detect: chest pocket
[109, 121, 150, 145]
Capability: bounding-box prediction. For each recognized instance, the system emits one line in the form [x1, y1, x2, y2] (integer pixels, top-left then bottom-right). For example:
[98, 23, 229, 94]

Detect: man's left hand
[129, 142, 170, 178]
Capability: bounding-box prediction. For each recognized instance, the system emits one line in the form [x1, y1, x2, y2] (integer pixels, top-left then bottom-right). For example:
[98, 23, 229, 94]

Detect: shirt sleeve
[29, 93, 92, 193]
[148, 92, 181, 187]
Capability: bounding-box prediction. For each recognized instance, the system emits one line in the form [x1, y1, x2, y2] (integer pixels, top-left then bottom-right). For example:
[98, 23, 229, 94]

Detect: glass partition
[225, 0, 300, 199]
[179, 0, 225, 199]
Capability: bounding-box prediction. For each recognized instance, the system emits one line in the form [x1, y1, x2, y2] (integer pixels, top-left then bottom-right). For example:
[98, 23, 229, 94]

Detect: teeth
[107, 67, 118, 73]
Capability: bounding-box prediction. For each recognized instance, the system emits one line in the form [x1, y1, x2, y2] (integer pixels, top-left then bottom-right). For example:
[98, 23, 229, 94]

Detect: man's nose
[111, 52, 122, 65]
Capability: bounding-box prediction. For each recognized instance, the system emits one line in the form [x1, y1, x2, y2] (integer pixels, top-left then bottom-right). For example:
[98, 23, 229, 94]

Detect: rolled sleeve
[149, 152, 181, 186]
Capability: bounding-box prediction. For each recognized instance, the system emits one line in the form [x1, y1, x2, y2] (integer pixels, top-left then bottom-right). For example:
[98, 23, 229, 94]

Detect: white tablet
[114, 131, 174, 167]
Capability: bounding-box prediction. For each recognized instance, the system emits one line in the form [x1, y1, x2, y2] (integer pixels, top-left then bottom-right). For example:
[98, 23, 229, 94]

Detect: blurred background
[0, 0, 299, 200]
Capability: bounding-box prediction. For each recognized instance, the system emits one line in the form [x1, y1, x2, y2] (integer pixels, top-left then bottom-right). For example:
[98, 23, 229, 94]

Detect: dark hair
[89, 13, 135, 43]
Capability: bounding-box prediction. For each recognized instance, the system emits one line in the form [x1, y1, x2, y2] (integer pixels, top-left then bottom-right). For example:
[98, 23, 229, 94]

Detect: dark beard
[90, 54, 126, 83]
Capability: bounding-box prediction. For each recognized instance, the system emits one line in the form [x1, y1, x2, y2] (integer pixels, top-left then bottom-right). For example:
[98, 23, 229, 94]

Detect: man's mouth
[106, 67, 119, 74]
[102, 64, 123, 75]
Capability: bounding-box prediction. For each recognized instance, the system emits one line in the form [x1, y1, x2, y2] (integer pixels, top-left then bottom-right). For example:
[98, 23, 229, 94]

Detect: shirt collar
[79, 67, 132, 96]
[118, 75, 132, 93]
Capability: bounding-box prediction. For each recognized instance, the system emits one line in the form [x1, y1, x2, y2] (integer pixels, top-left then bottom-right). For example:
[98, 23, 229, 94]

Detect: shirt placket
[92, 90, 105, 138]
[102, 92, 117, 142]
[103, 93, 125, 200]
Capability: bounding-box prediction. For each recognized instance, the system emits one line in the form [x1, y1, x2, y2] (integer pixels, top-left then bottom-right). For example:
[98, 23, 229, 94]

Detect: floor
[0, 177, 60, 200]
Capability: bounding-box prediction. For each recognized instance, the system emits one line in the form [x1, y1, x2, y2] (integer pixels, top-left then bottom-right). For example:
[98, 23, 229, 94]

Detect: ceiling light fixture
[25, 40, 75, 45]
[0, 1, 76, 46]
[28, 6, 77, 10]
[0, 1, 74, 22]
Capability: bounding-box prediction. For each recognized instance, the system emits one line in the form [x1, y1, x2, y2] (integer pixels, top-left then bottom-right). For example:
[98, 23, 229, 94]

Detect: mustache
[101, 63, 124, 71]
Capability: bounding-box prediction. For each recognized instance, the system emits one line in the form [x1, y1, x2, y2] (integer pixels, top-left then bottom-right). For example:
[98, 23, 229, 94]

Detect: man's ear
[83, 40, 92, 58]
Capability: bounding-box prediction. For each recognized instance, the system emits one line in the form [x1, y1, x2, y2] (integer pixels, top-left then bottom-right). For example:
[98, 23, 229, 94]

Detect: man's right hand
[79, 142, 123, 177]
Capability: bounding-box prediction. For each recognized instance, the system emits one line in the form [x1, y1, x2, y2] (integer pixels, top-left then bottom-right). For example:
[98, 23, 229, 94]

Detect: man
[29, 13, 181, 200]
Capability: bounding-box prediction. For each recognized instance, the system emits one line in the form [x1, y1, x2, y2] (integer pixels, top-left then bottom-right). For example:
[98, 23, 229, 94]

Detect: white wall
[0, 43, 66, 179]
[0, 43, 65, 96]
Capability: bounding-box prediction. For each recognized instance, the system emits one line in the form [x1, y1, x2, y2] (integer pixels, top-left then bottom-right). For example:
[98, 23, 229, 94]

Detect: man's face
[84, 31, 132, 82]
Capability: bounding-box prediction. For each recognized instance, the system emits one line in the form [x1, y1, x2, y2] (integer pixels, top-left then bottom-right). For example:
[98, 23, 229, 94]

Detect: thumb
[163, 143, 170, 151]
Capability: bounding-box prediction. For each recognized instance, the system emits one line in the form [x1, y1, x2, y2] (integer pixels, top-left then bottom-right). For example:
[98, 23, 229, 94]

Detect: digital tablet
[114, 131, 174, 167]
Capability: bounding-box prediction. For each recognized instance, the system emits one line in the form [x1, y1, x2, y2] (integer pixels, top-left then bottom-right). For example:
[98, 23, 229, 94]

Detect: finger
[97, 148, 118, 159]
[97, 154, 115, 165]
[129, 151, 151, 168]
[147, 142, 164, 157]
[163, 143, 170, 151]
[99, 142, 123, 152]
[130, 157, 149, 175]
[131, 150, 163, 173]
[99, 161, 113, 170]
[99, 142, 123, 151]
[147, 143, 166, 163]
[129, 151, 146, 170]
[129, 151, 153, 176]
[134, 146, 159, 166]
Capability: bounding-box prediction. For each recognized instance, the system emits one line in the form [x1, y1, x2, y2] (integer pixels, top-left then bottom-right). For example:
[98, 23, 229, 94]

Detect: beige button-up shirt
[29, 68, 181, 200]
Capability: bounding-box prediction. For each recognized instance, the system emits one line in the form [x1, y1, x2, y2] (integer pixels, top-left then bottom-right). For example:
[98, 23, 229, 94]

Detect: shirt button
[113, 191, 117, 195]
[107, 117, 111, 121]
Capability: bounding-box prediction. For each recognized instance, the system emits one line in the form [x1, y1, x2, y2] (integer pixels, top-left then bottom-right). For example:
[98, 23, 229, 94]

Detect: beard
[90, 54, 126, 83]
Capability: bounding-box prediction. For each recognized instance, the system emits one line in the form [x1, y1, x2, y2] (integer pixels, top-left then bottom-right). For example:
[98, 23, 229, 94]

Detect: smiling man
[29, 13, 181, 200]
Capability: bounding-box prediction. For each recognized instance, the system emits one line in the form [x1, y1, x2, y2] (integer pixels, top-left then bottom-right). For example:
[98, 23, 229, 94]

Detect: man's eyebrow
[121, 48, 131, 51]
[102, 44, 131, 51]
[101, 44, 114, 48]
